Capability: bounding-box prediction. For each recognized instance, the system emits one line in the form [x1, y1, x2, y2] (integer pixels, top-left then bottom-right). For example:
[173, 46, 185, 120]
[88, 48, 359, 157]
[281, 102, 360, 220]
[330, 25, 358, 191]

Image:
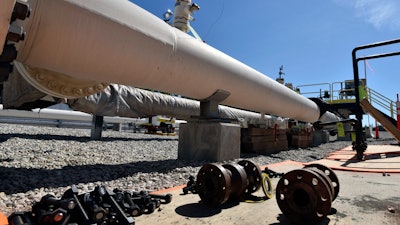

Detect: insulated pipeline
[15, 0, 320, 122]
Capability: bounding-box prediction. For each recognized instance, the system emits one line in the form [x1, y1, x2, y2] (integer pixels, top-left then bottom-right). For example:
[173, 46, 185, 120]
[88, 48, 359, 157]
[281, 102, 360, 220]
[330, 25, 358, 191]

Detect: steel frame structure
[352, 38, 400, 159]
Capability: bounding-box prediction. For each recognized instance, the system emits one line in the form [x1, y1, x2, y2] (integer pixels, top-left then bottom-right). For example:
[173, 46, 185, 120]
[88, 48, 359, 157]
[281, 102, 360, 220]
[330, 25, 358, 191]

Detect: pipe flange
[305, 164, 340, 200]
[276, 169, 333, 225]
[237, 160, 262, 195]
[304, 167, 335, 202]
[222, 163, 248, 199]
[195, 163, 231, 207]
[15, 61, 108, 99]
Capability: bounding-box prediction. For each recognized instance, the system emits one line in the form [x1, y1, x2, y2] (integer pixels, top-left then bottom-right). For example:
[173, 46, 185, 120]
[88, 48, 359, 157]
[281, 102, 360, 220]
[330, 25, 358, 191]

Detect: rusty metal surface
[195, 160, 263, 207]
[238, 160, 263, 195]
[195, 163, 231, 207]
[276, 167, 336, 225]
[305, 163, 340, 200]
[139, 160, 400, 225]
[305, 167, 335, 202]
[221, 163, 248, 199]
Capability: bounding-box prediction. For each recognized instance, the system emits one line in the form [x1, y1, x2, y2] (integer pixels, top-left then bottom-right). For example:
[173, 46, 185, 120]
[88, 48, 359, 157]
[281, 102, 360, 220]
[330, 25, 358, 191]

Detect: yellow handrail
[366, 87, 396, 119]
[295, 81, 396, 119]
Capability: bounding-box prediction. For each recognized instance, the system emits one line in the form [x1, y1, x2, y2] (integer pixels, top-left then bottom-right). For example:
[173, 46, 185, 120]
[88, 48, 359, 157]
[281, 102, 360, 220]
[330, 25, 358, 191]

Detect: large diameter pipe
[67, 84, 271, 124]
[15, 0, 320, 122]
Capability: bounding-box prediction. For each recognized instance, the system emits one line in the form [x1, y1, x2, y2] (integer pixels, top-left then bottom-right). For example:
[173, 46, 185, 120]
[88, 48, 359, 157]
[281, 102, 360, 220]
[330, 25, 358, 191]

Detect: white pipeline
[14, 0, 320, 122]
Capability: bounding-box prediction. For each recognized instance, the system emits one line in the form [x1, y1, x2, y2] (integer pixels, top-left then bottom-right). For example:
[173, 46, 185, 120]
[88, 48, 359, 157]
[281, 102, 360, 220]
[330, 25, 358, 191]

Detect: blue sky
[131, 0, 400, 124]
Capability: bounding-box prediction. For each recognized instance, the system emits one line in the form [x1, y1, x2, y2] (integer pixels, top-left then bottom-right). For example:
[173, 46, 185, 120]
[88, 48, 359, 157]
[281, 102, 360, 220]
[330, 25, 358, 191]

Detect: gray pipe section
[15, 0, 320, 122]
[319, 111, 342, 124]
[67, 84, 268, 124]
[3, 66, 339, 127]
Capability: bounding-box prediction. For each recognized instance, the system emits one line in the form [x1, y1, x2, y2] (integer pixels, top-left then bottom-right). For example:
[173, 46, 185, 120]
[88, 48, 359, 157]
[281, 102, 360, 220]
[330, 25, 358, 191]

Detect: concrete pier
[178, 122, 241, 161]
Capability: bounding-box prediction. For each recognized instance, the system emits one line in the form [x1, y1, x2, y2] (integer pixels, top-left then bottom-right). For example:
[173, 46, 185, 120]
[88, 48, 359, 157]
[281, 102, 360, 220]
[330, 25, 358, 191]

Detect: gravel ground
[0, 123, 396, 216]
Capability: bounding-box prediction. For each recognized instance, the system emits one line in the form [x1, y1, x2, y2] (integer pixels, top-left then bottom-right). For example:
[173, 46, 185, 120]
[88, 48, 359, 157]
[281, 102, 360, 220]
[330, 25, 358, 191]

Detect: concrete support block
[364, 126, 374, 138]
[337, 133, 352, 141]
[91, 115, 103, 140]
[178, 122, 241, 161]
[312, 130, 330, 146]
[112, 123, 122, 131]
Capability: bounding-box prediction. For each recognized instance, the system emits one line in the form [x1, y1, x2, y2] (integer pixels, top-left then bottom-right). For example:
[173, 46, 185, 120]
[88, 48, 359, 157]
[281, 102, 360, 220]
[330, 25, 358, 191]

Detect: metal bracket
[198, 89, 230, 120]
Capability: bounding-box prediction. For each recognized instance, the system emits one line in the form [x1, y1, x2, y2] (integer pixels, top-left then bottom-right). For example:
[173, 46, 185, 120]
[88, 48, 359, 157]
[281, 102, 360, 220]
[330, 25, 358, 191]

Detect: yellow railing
[296, 81, 396, 119]
[366, 87, 396, 119]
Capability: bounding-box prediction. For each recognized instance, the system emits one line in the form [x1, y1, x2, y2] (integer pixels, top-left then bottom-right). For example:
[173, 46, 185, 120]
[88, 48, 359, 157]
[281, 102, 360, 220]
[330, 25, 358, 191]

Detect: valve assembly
[194, 160, 271, 207]
[276, 163, 340, 225]
[190, 160, 339, 225]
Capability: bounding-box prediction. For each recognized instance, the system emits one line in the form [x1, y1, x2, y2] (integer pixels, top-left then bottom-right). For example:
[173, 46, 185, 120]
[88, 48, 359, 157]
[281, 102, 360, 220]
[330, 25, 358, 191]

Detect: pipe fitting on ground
[195, 160, 263, 207]
[276, 164, 340, 225]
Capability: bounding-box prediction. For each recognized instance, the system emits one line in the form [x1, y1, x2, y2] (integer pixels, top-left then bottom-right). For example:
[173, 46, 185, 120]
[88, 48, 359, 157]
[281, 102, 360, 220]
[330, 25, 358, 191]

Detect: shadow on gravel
[240, 148, 324, 162]
[0, 159, 203, 194]
[0, 133, 177, 143]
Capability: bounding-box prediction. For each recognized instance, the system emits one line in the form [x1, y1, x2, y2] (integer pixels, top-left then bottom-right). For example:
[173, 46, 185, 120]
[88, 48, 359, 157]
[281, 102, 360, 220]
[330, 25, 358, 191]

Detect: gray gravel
[0, 123, 396, 216]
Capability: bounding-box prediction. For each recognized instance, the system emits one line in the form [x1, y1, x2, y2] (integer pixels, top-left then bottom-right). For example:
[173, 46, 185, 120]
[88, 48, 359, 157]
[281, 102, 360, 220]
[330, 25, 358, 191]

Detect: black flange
[195, 160, 263, 207]
[276, 164, 340, 225]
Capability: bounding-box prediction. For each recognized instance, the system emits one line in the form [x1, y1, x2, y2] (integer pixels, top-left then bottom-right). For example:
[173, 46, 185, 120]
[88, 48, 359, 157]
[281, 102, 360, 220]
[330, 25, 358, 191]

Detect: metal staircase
[296, 81, 397, 125]
[296, 79, 399, 159]
[365, 87, 397, 125]
[297, 38, 400, 159]
[360, 99, 400, 142]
